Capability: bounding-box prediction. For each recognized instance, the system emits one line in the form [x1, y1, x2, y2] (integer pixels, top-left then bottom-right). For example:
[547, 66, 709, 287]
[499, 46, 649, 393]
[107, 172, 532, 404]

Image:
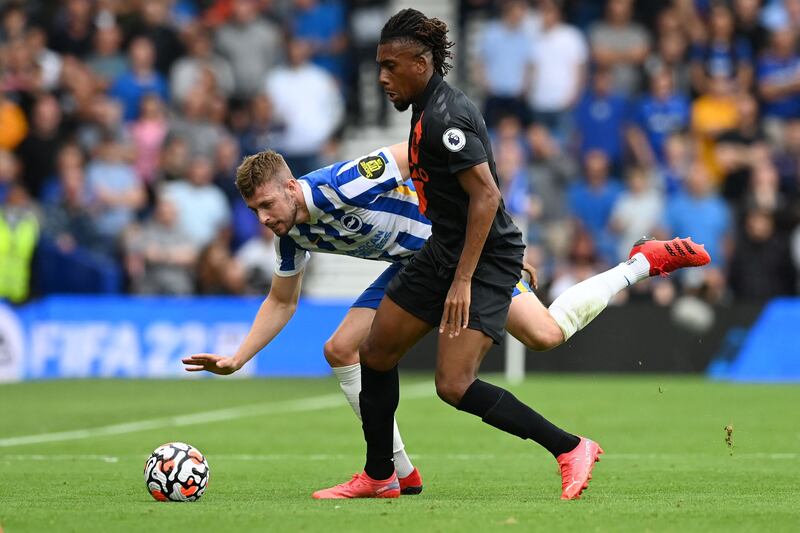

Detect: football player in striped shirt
[183, 142, 710, 496]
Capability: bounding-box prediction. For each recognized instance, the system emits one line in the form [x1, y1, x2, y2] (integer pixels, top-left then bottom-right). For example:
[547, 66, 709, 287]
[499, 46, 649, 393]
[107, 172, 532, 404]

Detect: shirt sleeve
[330, 146, 405, 206]
[273, 235, 310, 277]
[439, 109, 489, 175]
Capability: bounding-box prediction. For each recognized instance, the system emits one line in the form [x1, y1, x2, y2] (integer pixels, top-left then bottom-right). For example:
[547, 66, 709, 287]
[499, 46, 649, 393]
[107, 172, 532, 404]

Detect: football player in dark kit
[313, 8, 603, 500]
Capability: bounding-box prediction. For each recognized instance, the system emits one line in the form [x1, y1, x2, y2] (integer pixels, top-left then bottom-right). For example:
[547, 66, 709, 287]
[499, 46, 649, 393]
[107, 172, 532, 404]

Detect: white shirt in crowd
[528, 22, 587, 112]
[265, 63, 344, 156]
[611, 188, 664, 261]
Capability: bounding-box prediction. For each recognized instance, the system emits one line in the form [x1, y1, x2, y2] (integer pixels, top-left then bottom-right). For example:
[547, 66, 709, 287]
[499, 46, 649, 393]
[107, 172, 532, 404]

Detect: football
[144, 442, 209, 502]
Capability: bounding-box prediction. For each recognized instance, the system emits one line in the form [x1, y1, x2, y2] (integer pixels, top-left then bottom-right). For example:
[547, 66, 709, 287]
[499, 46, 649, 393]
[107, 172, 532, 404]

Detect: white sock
[331, 363, 415, 478]
[548, 253, 651, 341]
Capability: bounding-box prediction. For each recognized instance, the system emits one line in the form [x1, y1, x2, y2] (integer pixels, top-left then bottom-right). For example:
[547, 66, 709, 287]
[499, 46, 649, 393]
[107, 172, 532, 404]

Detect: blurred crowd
[468, 0, 800, 306]
[0, 0, 799, 307]
[0, 0, 354, 300]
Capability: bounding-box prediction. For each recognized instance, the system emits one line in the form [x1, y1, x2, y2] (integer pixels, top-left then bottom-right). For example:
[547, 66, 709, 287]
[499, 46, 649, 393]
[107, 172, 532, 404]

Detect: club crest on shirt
[341, 213, 364, 232]
[442, 128, 466, 152]
[357, 155, 386, 179]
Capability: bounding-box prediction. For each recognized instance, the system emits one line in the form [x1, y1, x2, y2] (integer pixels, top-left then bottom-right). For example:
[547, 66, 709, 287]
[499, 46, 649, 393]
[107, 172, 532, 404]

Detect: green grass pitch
[1, 375, 798, 532]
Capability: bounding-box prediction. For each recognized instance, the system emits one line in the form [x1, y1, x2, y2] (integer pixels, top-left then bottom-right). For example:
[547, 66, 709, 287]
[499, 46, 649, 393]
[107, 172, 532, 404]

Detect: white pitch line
[1, 452, 797, 462]
[0, 454, 122, 462]
[0, 382, 434, 449]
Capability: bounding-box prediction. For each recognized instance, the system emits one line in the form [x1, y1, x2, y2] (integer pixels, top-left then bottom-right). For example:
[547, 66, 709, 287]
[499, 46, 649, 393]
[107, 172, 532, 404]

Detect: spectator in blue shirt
[690, 3, 754, 93]
[109, 36, 169, 122]
[475, 0, 535, 128]
[292, 0, 348, 86]
[661, 162, 731, 267]
[659, 161, 733, 301]
[496, 136, 537, 240]
[757, 27, 800, 122]
[628, 68, 691, 167]
[573, 66, 629, 169]
[568, 149, 623, 264]
[85, 134, 147, 253]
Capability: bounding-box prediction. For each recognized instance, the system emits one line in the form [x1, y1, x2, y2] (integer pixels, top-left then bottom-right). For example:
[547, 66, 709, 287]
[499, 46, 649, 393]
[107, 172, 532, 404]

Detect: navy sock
[458, 379, 580, 457]
[359, 364, 398, 480]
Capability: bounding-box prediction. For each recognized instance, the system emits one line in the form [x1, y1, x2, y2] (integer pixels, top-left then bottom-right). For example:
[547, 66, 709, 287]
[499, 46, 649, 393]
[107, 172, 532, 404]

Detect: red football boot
[312, 471, 400, 499]
[399, 467, 423, 495]
[628, 237, 711, 277]
[557, 437, 603, 500]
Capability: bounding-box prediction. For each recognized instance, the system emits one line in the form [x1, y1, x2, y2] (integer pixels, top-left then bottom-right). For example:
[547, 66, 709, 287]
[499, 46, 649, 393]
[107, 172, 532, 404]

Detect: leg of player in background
[323, 307, 421, 491]
[505, 291, 565, 351]
[313, 297, 432, 499]
[504, 256, 647, 350]
[505, 237, 711, 349]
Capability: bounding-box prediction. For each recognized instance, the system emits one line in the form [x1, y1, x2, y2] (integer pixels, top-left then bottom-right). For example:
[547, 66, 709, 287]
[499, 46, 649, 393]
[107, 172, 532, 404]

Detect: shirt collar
[412, 73, 443, 112]
[298, 179, 323, 224]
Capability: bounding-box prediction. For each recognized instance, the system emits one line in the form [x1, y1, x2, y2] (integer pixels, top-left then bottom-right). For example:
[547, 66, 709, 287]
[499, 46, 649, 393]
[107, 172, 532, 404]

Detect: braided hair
[380, 8, 455, 77]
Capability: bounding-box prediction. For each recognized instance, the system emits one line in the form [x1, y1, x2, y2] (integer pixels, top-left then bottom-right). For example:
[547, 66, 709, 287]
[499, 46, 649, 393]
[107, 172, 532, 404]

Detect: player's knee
[358, 337, 396, 372]
[518, 320, 565, 352]
[526, 327, 564, 351]
[435, 376, 471, 407]
[323, 337, 359, 367]
[540, 320, 567, 350]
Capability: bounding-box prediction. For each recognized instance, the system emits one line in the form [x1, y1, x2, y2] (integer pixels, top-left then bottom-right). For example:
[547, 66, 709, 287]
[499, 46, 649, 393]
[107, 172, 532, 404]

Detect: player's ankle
[393, 449, 414, 478]
[621, 253, 651, 283]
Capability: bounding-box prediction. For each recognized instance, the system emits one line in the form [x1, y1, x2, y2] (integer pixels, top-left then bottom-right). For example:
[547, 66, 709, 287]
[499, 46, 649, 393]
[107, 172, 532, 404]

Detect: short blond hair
[235, 150, 290, 199]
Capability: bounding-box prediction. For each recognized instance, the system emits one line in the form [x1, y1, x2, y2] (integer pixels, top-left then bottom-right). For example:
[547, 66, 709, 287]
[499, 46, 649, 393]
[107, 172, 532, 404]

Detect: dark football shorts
[385, 239, 524, 344]
[352, 261, 532, 311]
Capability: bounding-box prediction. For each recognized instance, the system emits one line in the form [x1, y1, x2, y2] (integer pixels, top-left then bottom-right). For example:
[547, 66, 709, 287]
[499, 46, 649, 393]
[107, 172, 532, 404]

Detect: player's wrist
[454, 272, 472, 283]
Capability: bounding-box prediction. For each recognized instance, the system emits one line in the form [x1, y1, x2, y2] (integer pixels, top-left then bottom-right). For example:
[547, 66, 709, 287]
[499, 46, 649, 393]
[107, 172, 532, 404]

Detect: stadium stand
[0, 0, 797, 305]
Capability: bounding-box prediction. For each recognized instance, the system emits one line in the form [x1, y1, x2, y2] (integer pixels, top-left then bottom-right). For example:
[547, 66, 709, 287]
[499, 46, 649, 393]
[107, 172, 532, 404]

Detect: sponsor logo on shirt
[351, 230, 391, 257]
[357, 156, 386, 179]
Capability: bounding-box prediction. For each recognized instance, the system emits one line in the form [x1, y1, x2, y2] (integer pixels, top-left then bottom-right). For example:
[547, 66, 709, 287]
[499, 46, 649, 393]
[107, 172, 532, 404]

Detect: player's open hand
[182, 353, 240, 375]
[440, 277, 471, 338]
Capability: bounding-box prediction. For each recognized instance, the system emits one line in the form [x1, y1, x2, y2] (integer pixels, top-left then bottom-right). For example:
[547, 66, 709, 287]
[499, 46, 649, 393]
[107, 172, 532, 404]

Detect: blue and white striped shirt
[274, 147, 432, 277]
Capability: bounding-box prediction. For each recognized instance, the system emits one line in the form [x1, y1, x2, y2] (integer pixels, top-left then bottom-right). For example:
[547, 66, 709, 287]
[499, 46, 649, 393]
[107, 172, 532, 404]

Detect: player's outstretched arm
[440, 162, 501, 338]
[182, 272, 304, 375]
